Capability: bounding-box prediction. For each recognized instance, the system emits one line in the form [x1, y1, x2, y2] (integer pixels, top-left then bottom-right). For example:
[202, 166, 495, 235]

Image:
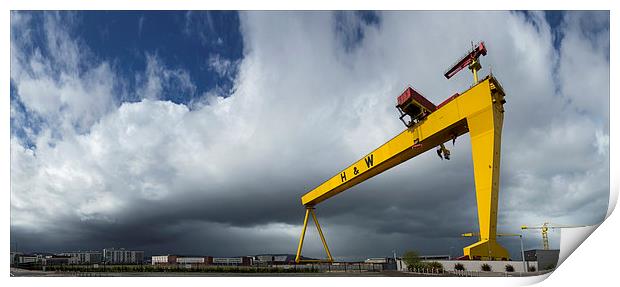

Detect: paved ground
[10, 268, 440, 277]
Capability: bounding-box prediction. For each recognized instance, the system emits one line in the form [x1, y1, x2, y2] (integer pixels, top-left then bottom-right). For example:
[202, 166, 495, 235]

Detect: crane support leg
[294, 207, 310, 263]
[311, 208, 334, 262]
[462, 92, 509, 260]
[295, 207, 334, 263]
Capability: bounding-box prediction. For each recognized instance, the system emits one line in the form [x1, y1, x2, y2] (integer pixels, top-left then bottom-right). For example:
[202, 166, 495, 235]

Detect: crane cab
[396, 87, 436, 127]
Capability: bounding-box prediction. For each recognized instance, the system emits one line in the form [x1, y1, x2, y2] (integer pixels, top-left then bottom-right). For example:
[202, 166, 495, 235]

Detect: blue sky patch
[14, 11, 244, 105]
[334, 11, 381, 52]
[75, 11, 244, 103]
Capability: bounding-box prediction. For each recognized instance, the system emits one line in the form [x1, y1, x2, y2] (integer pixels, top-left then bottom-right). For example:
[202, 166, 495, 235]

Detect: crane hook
[437, 144, 451, 160]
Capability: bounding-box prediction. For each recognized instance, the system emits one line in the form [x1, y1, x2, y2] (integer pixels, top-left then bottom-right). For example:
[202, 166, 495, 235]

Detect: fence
[38, 262, 390, 274]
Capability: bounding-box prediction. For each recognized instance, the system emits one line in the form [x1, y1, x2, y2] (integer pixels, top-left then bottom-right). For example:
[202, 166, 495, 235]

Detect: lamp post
[519, 234, 526, 273]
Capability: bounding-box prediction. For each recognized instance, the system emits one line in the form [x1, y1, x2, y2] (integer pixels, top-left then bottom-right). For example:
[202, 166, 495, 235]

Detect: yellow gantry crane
[521, 222, 587, 250]
[295, 42, 510, 262]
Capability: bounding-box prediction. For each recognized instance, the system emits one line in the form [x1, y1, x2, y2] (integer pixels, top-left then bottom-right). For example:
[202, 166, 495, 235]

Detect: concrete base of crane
[463, 240, 510, 261]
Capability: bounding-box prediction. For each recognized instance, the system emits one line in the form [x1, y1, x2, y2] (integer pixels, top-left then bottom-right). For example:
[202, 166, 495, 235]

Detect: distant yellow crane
[295, 42, 511, 262]
[521, 222, 587, 250]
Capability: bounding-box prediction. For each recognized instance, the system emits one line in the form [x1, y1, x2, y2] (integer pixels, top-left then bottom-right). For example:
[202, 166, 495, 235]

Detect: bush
[402, 250, 421, 271]
[408, 262, 426, 272]
[454, 263, 465, 271]
[528, 266, 536, 272]
[505, 264, 514, 272]
[481, 263, 492, 272]
[406, 262, 443, 273]
[427, 261, 444, 273]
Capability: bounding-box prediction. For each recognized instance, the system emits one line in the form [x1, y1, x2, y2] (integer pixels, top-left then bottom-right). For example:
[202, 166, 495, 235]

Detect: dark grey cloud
[10, 11, 609, 261]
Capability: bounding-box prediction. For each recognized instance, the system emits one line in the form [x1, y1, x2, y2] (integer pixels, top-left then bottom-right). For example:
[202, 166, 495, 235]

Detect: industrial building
[11, 252, 74, 267]
[212, 257, 252, 266]
[254, 254, 298, 265]
[151, 255, 252, 266]
[59, 251, 102, 264]
[41, 255, 71, 266]
[364, 257, 398, 270]
[151, 255, 213, 265]
[12, 253, 38, 266]
[103, 248, 144, 264]
[524, 249, 559, 270]
[151, 255, 176, 265]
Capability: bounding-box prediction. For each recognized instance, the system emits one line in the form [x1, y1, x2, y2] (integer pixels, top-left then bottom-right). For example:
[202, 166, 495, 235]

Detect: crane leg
[462, 87, 509, 260]
[310, 208, 334, 262]
[295, 207, 334, 263]
[295, 208, 311, 263]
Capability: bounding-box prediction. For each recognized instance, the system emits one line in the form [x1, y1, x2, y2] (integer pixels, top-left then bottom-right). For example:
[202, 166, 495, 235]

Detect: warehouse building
[103, 248, 144, 264]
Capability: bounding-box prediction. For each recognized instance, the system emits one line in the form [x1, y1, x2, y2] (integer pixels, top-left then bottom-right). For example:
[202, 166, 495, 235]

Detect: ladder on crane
[295, 42, 509, 262]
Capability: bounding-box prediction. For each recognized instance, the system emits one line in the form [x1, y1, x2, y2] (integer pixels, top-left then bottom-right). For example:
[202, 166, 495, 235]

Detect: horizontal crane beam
[302, 76, 504, 207]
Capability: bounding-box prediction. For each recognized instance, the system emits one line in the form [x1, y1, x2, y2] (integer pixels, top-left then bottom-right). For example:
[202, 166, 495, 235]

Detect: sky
[10, 11, 610, 261]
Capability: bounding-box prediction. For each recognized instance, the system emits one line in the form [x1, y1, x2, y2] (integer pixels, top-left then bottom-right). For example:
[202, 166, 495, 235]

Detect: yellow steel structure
[462, 232, 521, 238]
[462, 232, 526, 271]
[470, 58, 481, 84]
[295, 207, 334, 263]
[521, 222, 587, 250]
[295, 74, 509, 262]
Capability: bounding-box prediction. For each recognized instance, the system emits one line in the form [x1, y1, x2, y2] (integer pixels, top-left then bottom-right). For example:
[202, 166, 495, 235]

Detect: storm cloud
[10, 11, 609, 260]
